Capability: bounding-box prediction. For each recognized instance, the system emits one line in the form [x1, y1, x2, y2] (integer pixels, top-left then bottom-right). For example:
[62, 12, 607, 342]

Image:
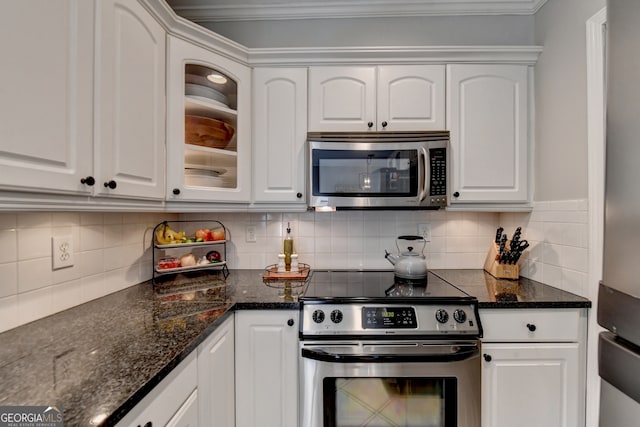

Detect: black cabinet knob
[80, 176, 95, 186]
[144, 422, 152, 427]
[287, 319, 295, 327]
[453, 191, 460, 198]
[483, 353, 492, 362]
[296, 192, 303, 199]
[381, 121, 388, 128]
[103, 180, 117, 189]
[367, 122, 374, 128]
[526, 323, 537, 332]
[173, 188, 181, 195]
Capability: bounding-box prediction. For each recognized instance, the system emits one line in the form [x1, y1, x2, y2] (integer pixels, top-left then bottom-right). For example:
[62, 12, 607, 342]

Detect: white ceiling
[165, 0, 549, 22]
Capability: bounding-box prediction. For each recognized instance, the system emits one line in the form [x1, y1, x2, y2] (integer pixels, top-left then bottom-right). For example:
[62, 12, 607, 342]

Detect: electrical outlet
[417, 223, 431, 242]
[246, 225, 257, 243]
[52, 235, 74, 270]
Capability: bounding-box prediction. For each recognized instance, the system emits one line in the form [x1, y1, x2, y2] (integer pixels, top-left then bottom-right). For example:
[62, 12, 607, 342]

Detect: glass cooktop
[302, 270, 473, 302]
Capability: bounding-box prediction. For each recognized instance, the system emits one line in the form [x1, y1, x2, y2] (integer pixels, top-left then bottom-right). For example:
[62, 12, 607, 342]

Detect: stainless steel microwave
[308, 131, 449, 209]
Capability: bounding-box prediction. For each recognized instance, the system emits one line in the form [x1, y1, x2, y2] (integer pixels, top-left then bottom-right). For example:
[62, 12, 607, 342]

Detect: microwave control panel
[429, 148, 447, 204]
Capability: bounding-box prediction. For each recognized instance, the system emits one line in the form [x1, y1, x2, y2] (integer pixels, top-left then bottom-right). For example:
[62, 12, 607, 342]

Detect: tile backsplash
[0, 212, 176, 333]
[501, 199, 589, 297]
[0, 200, 589, 333]
[188, 210, 500, 271]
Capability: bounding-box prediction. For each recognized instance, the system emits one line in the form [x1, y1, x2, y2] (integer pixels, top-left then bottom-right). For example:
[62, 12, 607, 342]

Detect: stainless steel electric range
[299, 270, 483, 427]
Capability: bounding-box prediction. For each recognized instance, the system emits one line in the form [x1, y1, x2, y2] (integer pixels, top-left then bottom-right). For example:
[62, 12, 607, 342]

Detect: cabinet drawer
[480, 309, 583, 342]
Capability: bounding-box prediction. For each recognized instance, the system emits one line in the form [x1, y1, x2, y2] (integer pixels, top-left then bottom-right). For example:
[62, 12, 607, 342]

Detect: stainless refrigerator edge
[598, 1, 640, 425]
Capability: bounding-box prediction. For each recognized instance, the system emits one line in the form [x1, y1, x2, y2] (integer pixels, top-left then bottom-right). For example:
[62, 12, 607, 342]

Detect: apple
[195, 228, 210, 241]
[211, 228, 225, 241]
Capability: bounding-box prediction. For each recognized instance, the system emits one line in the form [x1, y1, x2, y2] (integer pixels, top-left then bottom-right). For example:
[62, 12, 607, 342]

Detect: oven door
[300, 340, 481, 427]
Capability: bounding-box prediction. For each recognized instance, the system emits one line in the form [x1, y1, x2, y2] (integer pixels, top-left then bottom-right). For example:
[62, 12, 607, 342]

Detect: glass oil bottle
[283, 222, 293, 271]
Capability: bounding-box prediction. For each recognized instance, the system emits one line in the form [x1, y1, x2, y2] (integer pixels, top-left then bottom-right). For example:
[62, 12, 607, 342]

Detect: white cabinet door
[447, 65, 529, 203]
[481, 343, 582, 427]
[252, 68, 307, 204]
[235, 310, 299, 427]
[0, 0, 94, 194]
[166, 35, 251, 202]
[309, 66, 445, 132]
[198, 315, 235, 427]
[166, 389, 199, 427]
[308, 67, 376, 131]
[377, 65, 446, 131]
[96, 0, 166, 199]
[116, 352, 198, 427]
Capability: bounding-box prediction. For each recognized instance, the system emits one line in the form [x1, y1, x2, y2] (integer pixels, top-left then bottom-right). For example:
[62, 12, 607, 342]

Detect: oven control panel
[362, 306, 417, 329]
[301, 303, 481, 337]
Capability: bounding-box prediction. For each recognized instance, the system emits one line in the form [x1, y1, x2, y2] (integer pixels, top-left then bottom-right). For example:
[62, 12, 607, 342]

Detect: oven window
[312, 149, 418, 196]
[323, 377, 456, 427]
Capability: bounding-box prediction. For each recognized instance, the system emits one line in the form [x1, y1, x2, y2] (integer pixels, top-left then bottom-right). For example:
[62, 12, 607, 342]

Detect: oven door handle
[301, 345, 479, 364]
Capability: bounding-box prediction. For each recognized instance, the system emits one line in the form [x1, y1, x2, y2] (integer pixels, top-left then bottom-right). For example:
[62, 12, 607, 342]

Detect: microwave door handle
[419, 147, 429, 202]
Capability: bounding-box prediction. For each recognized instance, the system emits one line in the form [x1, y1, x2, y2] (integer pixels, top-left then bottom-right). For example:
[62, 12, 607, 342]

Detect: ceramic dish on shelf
[184, 168, 225, 187]
[184, 164, 227, 176]
[185, 115, 235, 149]
[185, 83, 229, 107]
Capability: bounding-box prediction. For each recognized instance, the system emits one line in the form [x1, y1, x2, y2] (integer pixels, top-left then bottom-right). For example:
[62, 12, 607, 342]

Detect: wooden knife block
[483, 242, 520, 280]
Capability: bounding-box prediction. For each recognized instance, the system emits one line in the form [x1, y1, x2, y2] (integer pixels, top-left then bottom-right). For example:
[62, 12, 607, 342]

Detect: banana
[155, 223, 186, 245]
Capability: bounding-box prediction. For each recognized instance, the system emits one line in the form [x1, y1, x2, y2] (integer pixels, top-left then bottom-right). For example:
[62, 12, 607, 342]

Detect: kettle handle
[397, 235, 427, 254]
[398, 235, 425, 241]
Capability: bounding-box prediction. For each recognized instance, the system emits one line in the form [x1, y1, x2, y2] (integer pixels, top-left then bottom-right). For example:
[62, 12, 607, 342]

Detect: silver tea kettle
[384, 235, 428, 280]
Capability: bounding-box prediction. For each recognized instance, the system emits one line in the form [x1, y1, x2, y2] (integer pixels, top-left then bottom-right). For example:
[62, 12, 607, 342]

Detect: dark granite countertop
[0, 268, 589, 427]
[430, 269, 592, 308]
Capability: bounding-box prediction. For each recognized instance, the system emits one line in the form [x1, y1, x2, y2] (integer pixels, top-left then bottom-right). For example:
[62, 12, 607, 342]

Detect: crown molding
[167, 0, 549, 22]
[247, 45, 543, 66]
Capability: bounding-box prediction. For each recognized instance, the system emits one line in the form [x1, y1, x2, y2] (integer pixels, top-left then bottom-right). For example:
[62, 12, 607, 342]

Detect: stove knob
[453, 309, 467, 324]
[330, 309, 343, 324]
[312, 310, 325, 324]
[435, 309, 449, 324]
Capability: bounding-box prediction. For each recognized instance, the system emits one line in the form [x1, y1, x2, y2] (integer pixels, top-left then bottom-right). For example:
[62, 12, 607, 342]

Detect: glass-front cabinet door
[166, 35, 251, 202]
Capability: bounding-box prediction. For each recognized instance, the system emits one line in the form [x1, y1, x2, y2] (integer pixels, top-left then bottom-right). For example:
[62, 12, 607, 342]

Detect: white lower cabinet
[198, 315, 235, 427]
[116, 352, 198, 427]
[480, 309, 587, 427]
[235, 310, 299, 427]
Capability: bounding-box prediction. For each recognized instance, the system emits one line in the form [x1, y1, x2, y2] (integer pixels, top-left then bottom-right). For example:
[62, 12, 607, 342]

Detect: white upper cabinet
[0, 0, 94, 195]
[95, 0, 166, 199]
[447, 64, 529, 204]
[252, 67, 308, 205]
[377, 65, 446, 131]
[309, 65, 445, 132]
[166, 35, 251, 203]
[308, 66, 376, 131]
[0, 0, 166, 201]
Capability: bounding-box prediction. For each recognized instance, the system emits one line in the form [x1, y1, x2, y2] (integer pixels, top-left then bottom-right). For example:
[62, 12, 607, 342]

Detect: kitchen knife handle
[495, 227, 504, 243]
